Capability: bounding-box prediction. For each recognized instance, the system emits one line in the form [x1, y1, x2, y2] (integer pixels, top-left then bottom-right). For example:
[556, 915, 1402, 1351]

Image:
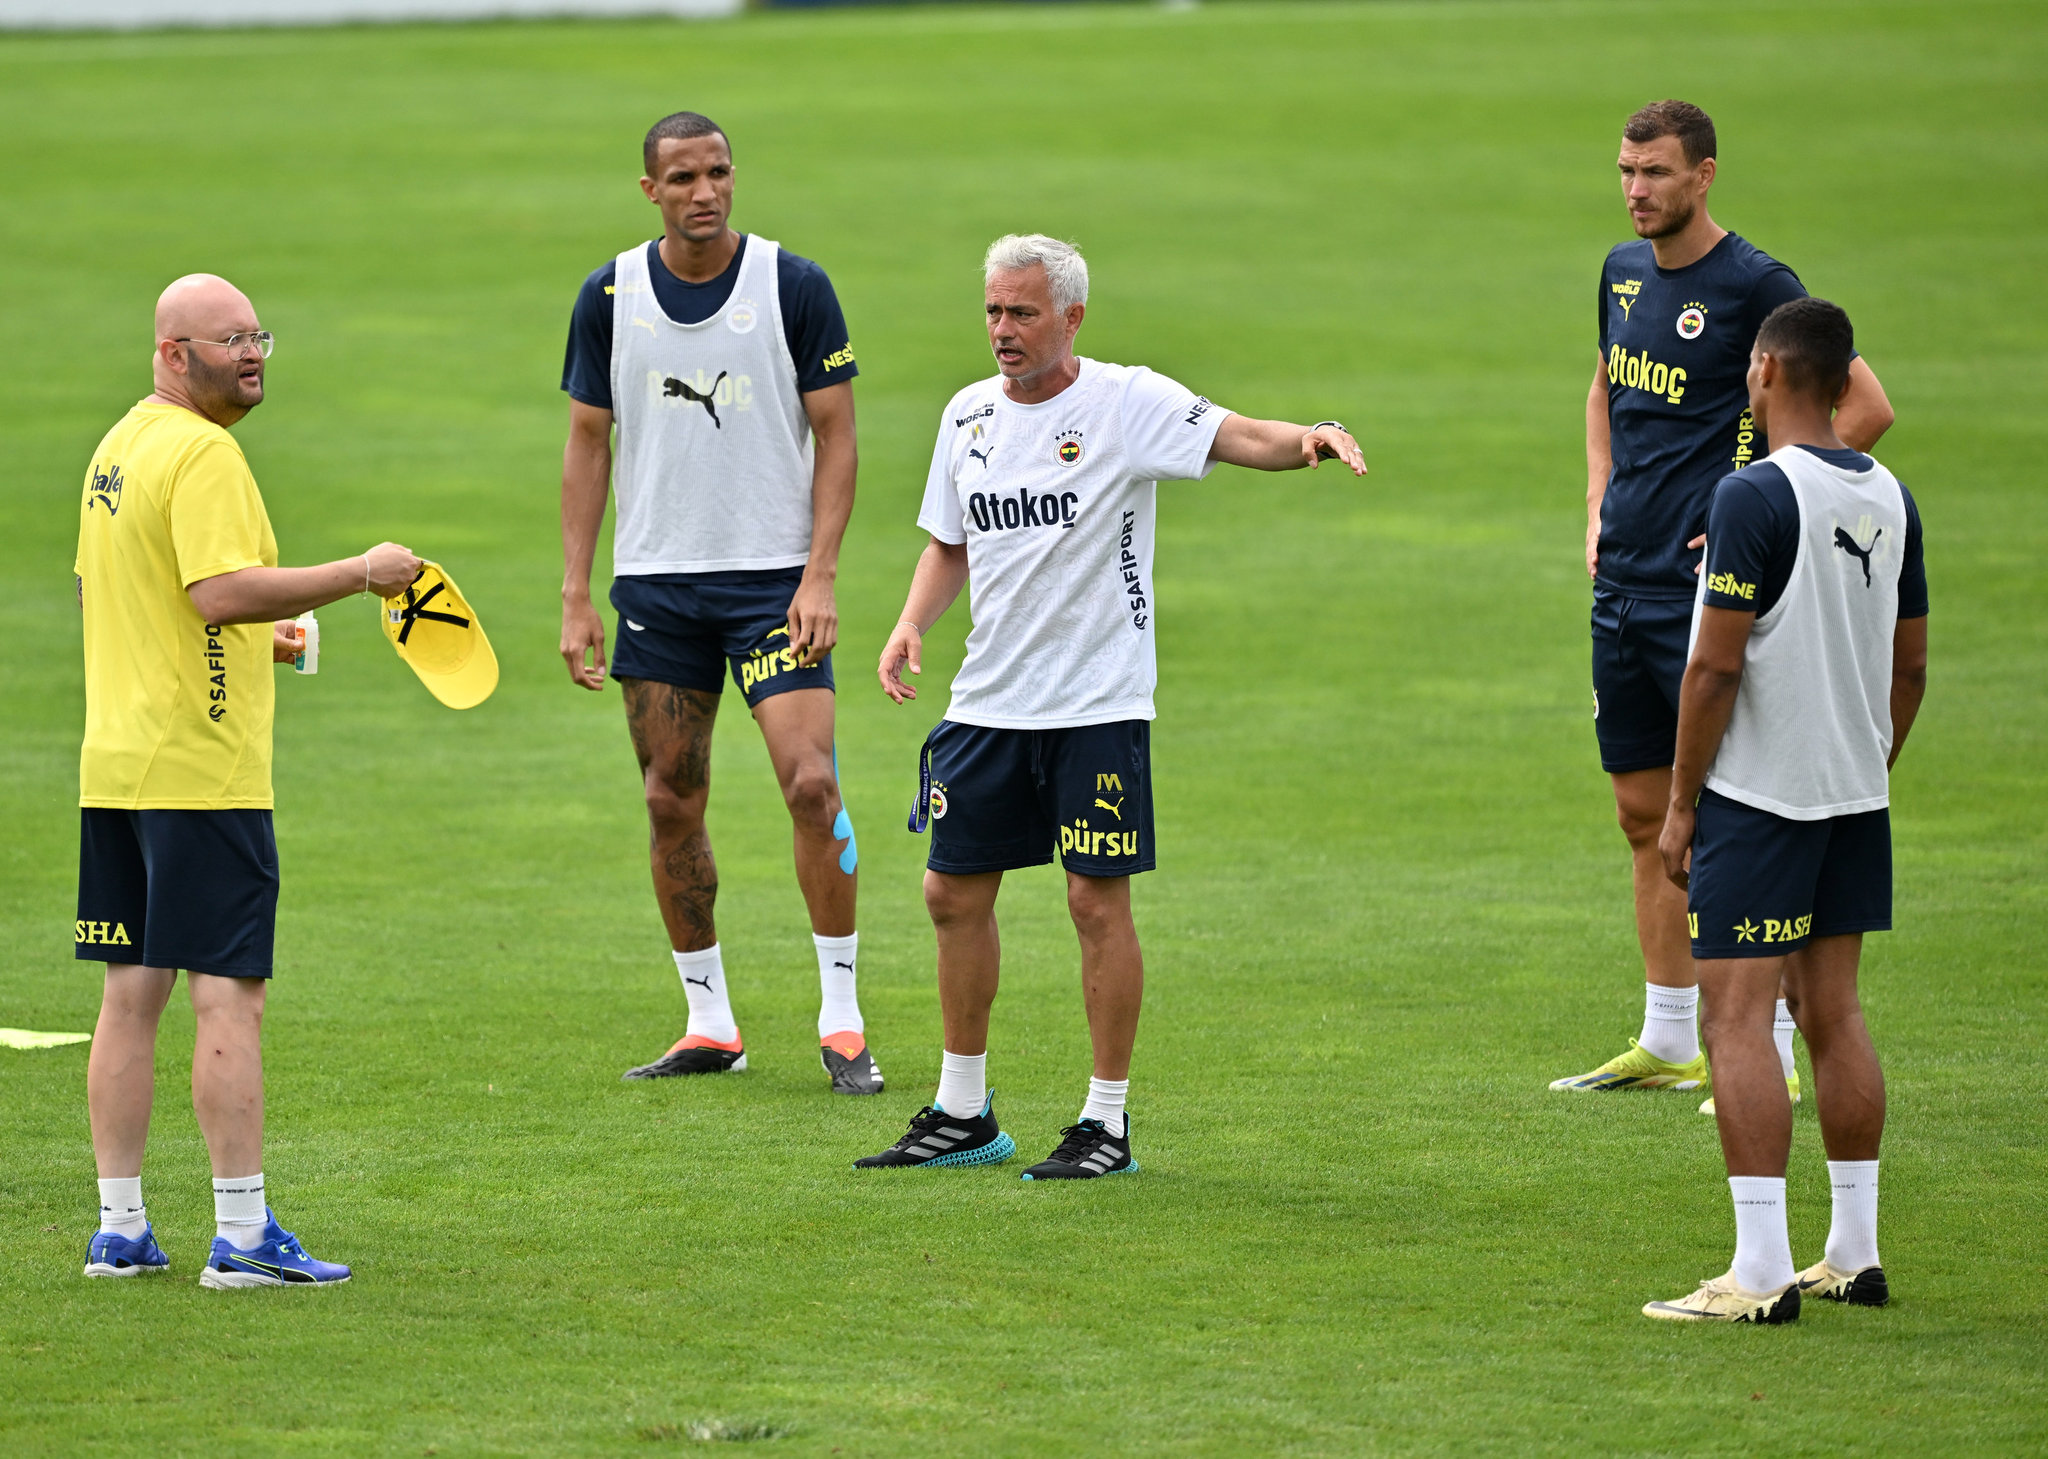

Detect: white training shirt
[917, 357, 1229, 729]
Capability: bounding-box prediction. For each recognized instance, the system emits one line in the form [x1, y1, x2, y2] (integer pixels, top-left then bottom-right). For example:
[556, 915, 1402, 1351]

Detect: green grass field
[2, 1, 2045, 1453]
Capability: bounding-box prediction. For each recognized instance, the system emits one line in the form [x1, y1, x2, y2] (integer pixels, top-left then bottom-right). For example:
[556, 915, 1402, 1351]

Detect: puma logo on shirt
[1833, 525, 1881, 586]
[968, 446, 995, 468]
[663, 371, 729, 428]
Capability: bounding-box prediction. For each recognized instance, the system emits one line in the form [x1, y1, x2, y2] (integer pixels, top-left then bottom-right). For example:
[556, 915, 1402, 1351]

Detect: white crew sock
[1639, 982, 1700, 1063]
[674, 945, 738, 1044]
[97, 1176, 147, 1240]
[1079, 1077, 1129, 1137]
[1824, 1160, 1882, 1272]
[1728, 1175, 1795, 1293]
[935, 1050, 986, 1118]
[213, 1173, 268, 1251]
[1774, 999, 1798, 1079]
[814, 931, 862, 1039]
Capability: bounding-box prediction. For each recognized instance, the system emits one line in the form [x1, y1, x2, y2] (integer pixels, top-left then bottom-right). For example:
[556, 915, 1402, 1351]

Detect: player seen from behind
[1556, 100, 1897, 1106]
[559, 112, 879, 1093]
[1642, 298, 1924, 1322]
[75, 273, 423, 1286]
[857, 235, 1366, 1178]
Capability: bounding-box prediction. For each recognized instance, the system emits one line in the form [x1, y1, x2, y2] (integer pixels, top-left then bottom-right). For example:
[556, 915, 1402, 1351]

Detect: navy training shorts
[1687, 786, 1892, 959]
[917, 719, 1154, 878]
[610, 569, 833, 708]
[76, 808, 279, 978]
[1591, 587, 1694, 774]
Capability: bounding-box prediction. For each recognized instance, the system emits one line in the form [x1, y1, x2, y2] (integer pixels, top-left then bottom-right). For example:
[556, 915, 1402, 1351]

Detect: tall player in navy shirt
[1551, 101, 1898, 1102]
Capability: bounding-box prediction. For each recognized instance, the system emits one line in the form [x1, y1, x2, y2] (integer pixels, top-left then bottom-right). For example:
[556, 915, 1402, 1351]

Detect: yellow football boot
[1549, 1039, 1708, 1092]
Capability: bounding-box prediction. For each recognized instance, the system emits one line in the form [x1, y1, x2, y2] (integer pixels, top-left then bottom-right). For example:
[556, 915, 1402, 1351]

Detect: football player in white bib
[558, 112, 878, 1094]
[854, 235, 1366, 1178]
[1644, 299, 1926, 1323]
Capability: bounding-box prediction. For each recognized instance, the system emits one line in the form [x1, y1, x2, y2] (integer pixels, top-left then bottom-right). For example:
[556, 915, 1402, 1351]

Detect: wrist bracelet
[362, 557, 372, 596]
[897, 619, 922, 634]
[1311, 420, 1346, 434]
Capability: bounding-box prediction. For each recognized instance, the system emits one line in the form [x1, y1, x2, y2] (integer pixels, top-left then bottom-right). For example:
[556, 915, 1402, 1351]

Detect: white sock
[1824, 1160, 1881, 1272]
[213, 1173, 268, 1250]
[1079, 1077, 1129, 1137]
[814, 931, 862, 1039]
[97, 1176, 147, 1239]
[1728, 1175, 1795, 1293]
[935, 1050, 986, 1118]
[1774, 999, 1798, 1079]
[1639, 982, 1700, 1063]
[674, 945, 738, 1044]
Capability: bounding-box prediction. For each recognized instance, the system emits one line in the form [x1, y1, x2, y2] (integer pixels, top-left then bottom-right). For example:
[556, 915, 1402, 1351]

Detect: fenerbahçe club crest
[1055, 428, 1084, 466]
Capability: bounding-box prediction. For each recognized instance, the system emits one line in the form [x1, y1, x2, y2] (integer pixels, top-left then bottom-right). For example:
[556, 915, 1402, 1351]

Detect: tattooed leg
[622, 678, 722, 952]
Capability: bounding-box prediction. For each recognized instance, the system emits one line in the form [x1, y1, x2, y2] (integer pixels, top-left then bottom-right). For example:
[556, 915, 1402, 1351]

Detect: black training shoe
[622, 1034, 747, 1080]
[852, 1096, 1015, 1168]
[1019, 1117, 1138, 1180]
[1796, 1259, 1890, 1306]
[820, 1034, 884, 1096]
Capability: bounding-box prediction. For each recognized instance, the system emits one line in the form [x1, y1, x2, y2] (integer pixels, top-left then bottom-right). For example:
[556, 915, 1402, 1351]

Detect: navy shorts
[76, 809, 279, 978]
[610, 570, 833, 707]
[1688, 787, 1892, 959]
[917, 720, 1154, 878]
[1591, 588, 1693, 774]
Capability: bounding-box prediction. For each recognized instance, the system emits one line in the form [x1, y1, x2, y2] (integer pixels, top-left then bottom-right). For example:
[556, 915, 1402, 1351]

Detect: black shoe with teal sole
[853, 1096, 1014, 1168]
[1020, 1117, 1138, 1180]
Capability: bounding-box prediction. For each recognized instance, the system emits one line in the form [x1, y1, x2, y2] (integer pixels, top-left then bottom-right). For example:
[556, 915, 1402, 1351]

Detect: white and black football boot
[622, 1034, 746, 1080]
[820, 1034, 884, 1095]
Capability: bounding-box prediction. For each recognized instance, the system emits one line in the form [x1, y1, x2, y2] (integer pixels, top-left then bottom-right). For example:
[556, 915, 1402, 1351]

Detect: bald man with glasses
[74, 273, 420, 1286]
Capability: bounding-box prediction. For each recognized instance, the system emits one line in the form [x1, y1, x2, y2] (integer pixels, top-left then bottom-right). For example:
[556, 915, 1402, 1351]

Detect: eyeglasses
[176, 331, 274, 359]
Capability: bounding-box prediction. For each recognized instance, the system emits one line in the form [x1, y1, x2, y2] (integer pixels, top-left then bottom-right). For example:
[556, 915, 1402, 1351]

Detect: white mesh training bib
[608, 237, 815, 575]
[1693, 444, 1908, 820]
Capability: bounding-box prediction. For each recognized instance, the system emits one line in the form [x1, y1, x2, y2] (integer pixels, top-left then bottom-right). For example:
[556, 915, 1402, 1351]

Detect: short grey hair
[984, 234, 1089, 313]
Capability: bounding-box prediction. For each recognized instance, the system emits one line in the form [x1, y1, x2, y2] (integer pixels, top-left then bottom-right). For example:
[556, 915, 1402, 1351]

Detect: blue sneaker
[83, 1223, 170, 1277]
[199, 1209, 352, 1288]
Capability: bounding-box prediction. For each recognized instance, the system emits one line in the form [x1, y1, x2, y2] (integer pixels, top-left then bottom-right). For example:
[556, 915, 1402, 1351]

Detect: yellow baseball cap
[380, 560, 498, 709]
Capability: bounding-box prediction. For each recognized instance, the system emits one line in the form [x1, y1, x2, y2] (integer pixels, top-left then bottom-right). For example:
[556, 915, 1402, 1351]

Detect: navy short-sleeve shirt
[1597, 233, 1815, 600]
[561, 235, 856, 410]
[1700, 445, 1927, 619]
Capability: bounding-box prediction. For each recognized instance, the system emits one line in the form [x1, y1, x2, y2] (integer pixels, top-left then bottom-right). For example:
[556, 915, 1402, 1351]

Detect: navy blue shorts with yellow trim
[610, 570, 832, 707]
[1591, 587, 1693, 774]
[922, 720, 1154, 878]
[1688, 786, 1891, 959]
[76, 809, 279, 978]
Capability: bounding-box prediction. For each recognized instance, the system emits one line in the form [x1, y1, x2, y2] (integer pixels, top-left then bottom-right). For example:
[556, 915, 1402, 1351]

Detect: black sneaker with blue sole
[853, 1095, 1015, 1168]
[1020, 1116, 1138, 1179]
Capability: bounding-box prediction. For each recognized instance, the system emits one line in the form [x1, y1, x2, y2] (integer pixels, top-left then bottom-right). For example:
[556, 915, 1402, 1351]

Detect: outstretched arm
[1208, 415, 1366, 476]
[877, 537, 970, 705]
[187, 542, 421, 626]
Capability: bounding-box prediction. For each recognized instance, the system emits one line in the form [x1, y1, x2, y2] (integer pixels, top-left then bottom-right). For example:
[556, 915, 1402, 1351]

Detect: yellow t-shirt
[75, 401, 279, 809]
